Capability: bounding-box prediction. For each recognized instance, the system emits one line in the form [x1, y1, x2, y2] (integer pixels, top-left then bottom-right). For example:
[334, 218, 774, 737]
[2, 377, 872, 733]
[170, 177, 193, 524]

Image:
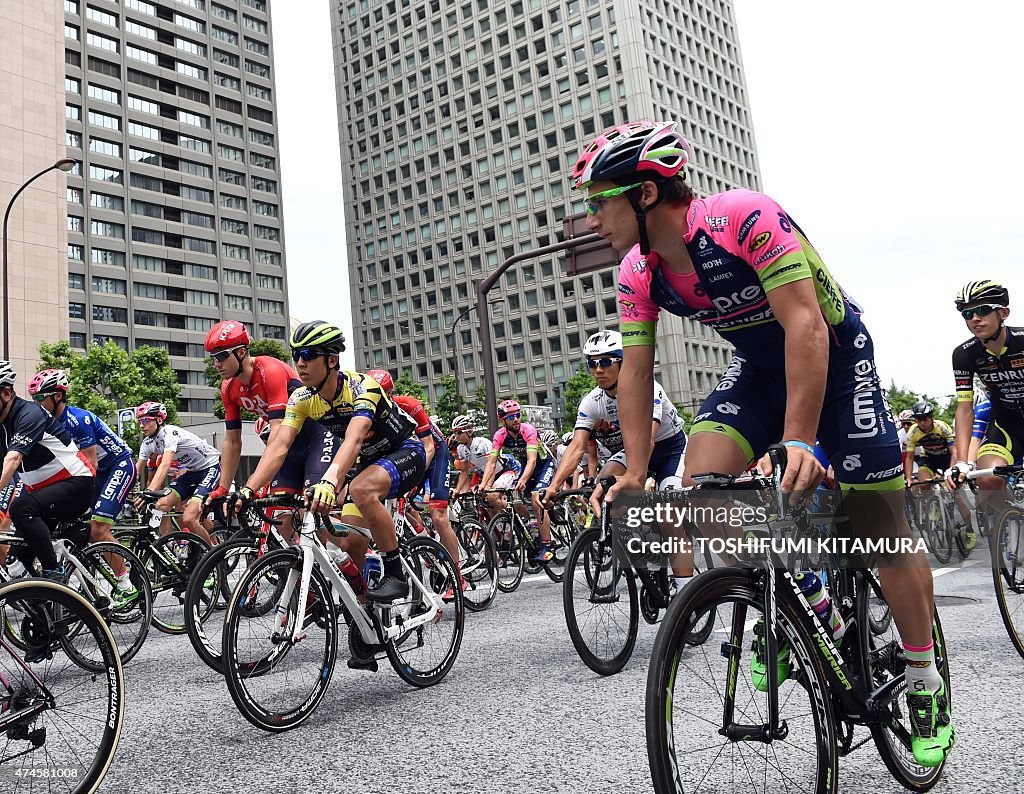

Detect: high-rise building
[331, 0, 759, 414]
[1, 0, 69, 381]
[62, 0, 289, 424]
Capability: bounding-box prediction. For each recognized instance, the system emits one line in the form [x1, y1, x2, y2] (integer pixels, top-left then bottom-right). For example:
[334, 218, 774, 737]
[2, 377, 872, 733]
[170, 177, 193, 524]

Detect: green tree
[394, 369, 429, 409]
[467, 381, 489, 414]
[560, 364, 597, 433]
[204, 338, 290, 419]
[886, 381, 956, 425]
[673, 401, 696, 433]
[435, 373, 465, 431]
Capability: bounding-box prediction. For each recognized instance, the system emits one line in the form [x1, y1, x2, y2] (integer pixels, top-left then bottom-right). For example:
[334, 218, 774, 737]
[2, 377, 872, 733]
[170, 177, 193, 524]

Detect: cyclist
[202, 320, 337, 545]
[0, 361, 95, 580]
[968, 382, 991, 464]
[949, 281, 1023, 518]
[366, 369, 462, 595]
[449, 414, 520, 516]
[543, 330, 691, 590]
[480, 400, 556, 563]
[27, 369, 138, 603]
[134, 402, 219, 545]
[574, 120, 952, 766]
[235, 321, 425, 603]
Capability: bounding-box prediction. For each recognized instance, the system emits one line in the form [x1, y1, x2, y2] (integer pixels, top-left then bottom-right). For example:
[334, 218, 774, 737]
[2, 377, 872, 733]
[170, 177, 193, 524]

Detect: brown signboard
[561, 213, 619, 277]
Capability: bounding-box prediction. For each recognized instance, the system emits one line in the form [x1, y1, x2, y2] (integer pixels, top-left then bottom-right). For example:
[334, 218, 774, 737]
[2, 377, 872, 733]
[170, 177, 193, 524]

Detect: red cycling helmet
[204, 320, 251, 353]
[366, 369, 395, 395]
[254, 416, 271, 443]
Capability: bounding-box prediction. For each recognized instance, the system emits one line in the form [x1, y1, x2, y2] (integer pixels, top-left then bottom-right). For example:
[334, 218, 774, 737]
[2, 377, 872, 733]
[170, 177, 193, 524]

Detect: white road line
[933, 559, 985, 578]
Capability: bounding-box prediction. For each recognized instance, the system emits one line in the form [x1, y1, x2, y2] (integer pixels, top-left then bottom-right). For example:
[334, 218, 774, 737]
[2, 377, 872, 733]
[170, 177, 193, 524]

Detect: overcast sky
[272, 1, 1024, 395]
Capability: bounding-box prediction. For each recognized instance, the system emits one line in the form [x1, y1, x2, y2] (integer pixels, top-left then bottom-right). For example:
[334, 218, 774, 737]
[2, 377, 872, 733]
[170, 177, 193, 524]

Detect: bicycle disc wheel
[0, 579, 124, 793]
[223, 549, 338, 732]
[489, 515, 525, 593]
[457, 519, 498, 612]
[185, 539, 259, 674]
[385, 536, 464, 686]
[859, 571, 951, 789]
[75, 542, 153, 664]
[992, 507, 1024, 660]
[139, 532, 211, 634]
[562, 527, 638, 675]
[646, 567, 837, 794]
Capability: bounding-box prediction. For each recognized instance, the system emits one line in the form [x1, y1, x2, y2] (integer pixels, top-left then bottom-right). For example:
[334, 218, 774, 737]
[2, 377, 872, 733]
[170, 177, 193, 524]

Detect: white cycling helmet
[451, 414, 473, 432]
[542, 430, 558, 447]
[0, 360, 16, 387]
[561, 431, 574, 445]
[429, 414, 443, 430]
[583, 330, 623, 358]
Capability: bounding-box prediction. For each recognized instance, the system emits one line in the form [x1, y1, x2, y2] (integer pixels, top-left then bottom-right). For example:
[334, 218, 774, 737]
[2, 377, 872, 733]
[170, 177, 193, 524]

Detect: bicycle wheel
[489, 514, 525, 593]
[562, 527, 638, 675]
[385, 536, 464, 686]
[222, 548, 338, 732]
[991, 506, 1024, 660]
[456, 519, 498, 612]
[919, 494, 952, 564]
[185, 539, 259, 674]
[542, 517, 574, 584]
[646, 567, 838, 794]
[858, 570, 951, 789]
[0, 579, 124, 793]
[138, 531, 211, 634]
[681, 541, 717, 645]
[73, 542, 153, 664]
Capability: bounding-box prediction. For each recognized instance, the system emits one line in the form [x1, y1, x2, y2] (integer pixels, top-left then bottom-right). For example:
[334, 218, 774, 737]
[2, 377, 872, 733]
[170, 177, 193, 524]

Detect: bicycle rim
[223, 549, 338, 732]
[646, 568, 837, 794]
[489, 515, 524, 593]
[143, 532, 211, 634]
[77, 542, 153, 665]
[992, 508, 1024, 660]
[457, 519, 498, 612]
[0, 579, 124, 793]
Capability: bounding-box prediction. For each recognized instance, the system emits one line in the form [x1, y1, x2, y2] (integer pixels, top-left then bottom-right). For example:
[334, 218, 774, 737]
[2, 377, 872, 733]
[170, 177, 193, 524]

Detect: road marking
[933, 559, 985, 579]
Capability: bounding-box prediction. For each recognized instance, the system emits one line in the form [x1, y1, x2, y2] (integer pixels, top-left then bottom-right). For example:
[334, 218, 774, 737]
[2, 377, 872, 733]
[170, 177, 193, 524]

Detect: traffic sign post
[117, 407, 137, 438]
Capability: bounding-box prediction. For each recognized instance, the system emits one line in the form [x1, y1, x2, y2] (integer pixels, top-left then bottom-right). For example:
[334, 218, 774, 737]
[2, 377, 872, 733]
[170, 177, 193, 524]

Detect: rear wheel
[489, 514, 525, 593]
[138, 531, 211, 634]
[991, 506, 1024, 661]
[456, 519, 498, 612]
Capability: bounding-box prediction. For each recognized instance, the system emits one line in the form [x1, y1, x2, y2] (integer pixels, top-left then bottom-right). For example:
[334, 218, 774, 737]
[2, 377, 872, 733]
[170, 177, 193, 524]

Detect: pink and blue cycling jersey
[490, 422, 547, 466]
[617, 189, 863, 355]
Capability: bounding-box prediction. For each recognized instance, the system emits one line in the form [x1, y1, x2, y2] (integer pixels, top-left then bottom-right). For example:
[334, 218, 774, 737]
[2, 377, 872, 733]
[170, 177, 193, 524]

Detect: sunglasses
[502, 412, 521, 421]
[583, 182, 643, 216]
[291, 348, 327, 362]
[210, 348, 239, 363]
[138, 417, 156, 425]
[586, 357, 622, 369]
[961, 304, 1004, 320]
[32, 393, 55, 402]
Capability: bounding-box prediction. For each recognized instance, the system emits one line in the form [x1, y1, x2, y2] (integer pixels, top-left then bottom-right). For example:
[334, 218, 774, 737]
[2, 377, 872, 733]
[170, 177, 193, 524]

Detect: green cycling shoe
[907, 681, 955, 767]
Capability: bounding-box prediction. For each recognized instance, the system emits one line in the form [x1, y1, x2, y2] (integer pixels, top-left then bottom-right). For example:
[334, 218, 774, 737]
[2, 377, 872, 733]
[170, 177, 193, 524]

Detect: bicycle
[907, 477, 955, 564]
[561, 479, 715, 676]
[0, 520, 152, 664]
[483, 488, 569, 590]
[221, 499, 465, 732]
[435, 494, 499, 612]
[646, 447, 951, 793]
[117, 490, 213, 634]
[0, 577, 125, 793]
[961, 464, 1024, 661]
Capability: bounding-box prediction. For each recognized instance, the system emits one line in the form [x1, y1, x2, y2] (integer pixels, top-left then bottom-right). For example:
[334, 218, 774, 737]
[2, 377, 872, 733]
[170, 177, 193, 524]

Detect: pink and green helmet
[572, 120, 692, 191]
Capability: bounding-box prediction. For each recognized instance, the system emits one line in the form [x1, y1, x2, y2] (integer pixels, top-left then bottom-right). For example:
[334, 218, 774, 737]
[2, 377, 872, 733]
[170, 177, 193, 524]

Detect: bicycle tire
[991, 506, 1024, 661]
[919, 494, 952, 564]
[222, 548, 338, 732]
[858, 571, 951, 789]
[385, 536, 464, 686]
[0, 578, 124, 793]
[185, 538, 259, 674]
[681, 543, 716, 645]
[138, 531, 211, 634]
[646, 567, 838, 794]
[562, 527, 638, 675]
[456, 518, 498, 612]
[74, 542, 153, 665]
[489, 514, 525, 593]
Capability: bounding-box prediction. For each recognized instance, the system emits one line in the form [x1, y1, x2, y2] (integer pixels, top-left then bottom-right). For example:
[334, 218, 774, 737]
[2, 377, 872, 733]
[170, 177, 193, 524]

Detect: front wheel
[991, 506, 1024, 661]
[456, 519, 498, 612]
[562, 527, 638, 675]
[489, 514, 525, 593]
[138, 531, 211, 634]
[646, 568, 837, 794]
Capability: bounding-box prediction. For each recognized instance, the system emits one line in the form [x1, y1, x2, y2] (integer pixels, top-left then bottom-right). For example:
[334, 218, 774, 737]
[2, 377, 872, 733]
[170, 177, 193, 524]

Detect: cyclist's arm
[903, 444, 916, 483]
[420, 433, 436, 466]
[244, 423, 298, 492]
[479, 452, 498, 490]
[0, 451, 23, 493]
[952, 401, 975, 463]
[968, 435, 983, 465]
[147, 453, 175, 491]
[320, 416, 371, 488]
[518, 448, 537, 486]
[78, 444, 98, 471]
[585, 441, 598, 478]
[218, 427, 243, 489]
[618, 344, 656, 485]
[136, 457, 147, 488]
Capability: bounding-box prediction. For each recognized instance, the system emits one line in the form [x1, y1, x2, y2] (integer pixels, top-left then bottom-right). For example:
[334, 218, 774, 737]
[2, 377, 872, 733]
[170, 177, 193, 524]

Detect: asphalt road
[100, 560, 1021, 794]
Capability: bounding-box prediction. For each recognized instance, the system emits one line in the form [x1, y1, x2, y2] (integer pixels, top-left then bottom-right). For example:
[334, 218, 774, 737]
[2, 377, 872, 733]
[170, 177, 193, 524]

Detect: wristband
[782, 440, 815, 454]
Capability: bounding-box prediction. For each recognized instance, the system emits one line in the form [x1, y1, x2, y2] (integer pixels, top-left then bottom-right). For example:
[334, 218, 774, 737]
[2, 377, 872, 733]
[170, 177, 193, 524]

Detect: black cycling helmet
[955, 280, 1009, 311]
[911, 400, 934, 418]
[289, 321, 346, 353]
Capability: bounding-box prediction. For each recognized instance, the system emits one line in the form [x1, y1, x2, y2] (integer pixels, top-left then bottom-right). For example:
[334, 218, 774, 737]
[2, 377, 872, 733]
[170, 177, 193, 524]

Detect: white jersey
[574, 380, 685, 453]
[898, 427, 908, 454]
[139, 424, 220, 471]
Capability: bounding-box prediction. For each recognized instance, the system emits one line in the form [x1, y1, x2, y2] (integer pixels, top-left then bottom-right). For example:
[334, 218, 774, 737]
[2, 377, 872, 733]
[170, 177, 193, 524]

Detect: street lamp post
[2, 157, 77, 359]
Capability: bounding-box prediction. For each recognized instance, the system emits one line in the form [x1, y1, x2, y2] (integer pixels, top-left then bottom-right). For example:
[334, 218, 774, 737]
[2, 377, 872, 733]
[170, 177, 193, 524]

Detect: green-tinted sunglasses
[583, 182, 643, 215]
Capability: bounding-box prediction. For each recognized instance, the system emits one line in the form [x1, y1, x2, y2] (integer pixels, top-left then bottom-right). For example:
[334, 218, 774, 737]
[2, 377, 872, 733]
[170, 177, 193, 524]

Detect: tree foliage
[434, 373, 465, 431]
[393, 369, 429, 409]
[560, 365, 597, 433]
[36, 340, 180, 452]
[467, 381, 489, 414]
[886, 381, 956, 425]
[673, 401, 696, 433]
[204, 338, 290, 420]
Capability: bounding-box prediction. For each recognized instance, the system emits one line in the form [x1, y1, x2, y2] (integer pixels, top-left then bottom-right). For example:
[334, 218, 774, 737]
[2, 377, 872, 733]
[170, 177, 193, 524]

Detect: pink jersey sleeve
[519, 423, 540, 450]
[618, 247, 663, 347]
[489, 428, 508, 457]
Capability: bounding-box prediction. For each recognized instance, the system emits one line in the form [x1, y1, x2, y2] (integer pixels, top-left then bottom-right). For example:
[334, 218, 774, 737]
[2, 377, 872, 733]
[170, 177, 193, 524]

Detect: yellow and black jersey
[283, 371, 415, 458]
[905, 419, 954, 458]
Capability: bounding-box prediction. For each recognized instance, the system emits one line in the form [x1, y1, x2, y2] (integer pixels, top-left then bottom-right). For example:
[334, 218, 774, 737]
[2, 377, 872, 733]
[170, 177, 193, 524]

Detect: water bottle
[362, 551, 383, 589]
[795, 570, 846, 643]
[327, 545, 365, 596]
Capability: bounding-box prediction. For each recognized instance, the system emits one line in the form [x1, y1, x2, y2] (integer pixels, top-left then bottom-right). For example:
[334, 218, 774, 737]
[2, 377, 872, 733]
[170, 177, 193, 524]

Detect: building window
[69, 303, 86, 320]
[224, 295, 252, 311]
[224, 268, 252, 285]
[221, 218, 248, 235]
[258, 299, 284, 314]
[128, 121, 159, 140]
[93, 305, 128, 323]
[222, 243, 250, 261]
[92, 249, 125, 267]
[88, 138, 121, 157]
[91, 276, 126, 294]
[126, 44, 157, 64]
[68, 273, 85, 290]
[90, 220, 125, 238]
[91, 193, 125, 211]
[86, 32, 119, 53]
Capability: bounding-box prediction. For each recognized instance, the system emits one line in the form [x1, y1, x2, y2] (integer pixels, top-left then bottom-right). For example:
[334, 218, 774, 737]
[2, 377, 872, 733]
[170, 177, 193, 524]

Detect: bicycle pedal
[347, 656, 378, 672]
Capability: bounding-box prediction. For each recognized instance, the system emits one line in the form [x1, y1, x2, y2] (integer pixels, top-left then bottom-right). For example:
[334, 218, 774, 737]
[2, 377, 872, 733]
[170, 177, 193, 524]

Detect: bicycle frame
[0, 533, 119, 606]
[270, 510, 443, 648]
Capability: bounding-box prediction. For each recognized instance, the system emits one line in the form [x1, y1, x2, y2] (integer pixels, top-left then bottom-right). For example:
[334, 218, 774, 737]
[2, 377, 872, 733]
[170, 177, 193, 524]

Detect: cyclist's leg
[530, 458, 556, 554]
[975, 420, 1024, 512]
[88, 456, 137, 575]
[180, 465, 219, 544]
[9, 477, 94, 574]
[425, 442, 459, 567]
[650, 435, 692, 581]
